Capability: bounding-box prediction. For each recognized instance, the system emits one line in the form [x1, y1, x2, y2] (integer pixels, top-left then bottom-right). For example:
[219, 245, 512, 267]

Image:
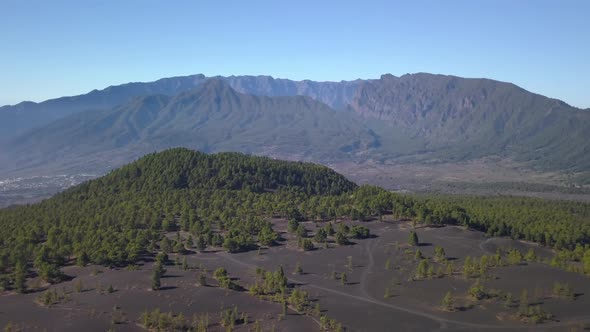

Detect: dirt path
[216, 249, 521, 331]
[478, 238, 495, 254]
[215, 231, 590, 331]
[354, 238, 526, 331]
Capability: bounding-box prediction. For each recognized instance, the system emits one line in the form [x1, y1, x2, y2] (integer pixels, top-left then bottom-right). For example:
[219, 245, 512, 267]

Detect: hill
[79, 148, 357, 196]
[0, 148, 356, 270]
[1, 147, 589, 288]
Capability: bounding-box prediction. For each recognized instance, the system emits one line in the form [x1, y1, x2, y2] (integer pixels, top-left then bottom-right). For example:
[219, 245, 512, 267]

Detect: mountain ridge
[0, 74, 363, 139]
[0, 80, 381, 175]
[349, 73, 590, 171]
[1, 72, 589, 185]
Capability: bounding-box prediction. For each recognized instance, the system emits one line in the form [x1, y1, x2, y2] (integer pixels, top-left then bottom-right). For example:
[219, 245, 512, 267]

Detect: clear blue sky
[1, 0, 589, 108]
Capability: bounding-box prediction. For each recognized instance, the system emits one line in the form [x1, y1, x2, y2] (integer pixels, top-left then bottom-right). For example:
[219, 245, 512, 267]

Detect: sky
[0, 0, 589, 108]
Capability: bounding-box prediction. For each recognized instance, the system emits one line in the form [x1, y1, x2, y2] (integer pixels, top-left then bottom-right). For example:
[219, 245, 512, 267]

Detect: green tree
[160, 237, 172, 254]
[299, 238, 314, 251]
[524, 249, 537, 262]
[468, 281, 487, 300]
[214, 267, 228, 280]
[583, 250, 590, 275]
[76, 251, 89, 267]
[314, 228, 327, 242]
[504, 292, 514, 308]
[507, 249, 522, 265]
[154, 261, 166, 277]
[173, 240, 185, 254]
[415, 260, 428, 279]
[196, 235, 207, 252]
[408, 231, 419, 246]
[13, 260, 27, 294]
[552, 282, 574, 300]
[349, 225, 370, 239]
[518, 289, 529, 316]
[287, 219, 299, 233]
[414, 249, 424, 260]
[434, 246, 446, 262]
[442, 291, 454, 311]
[335, 232, 349, 246]
[152, 266, 161, 290]
[296, 224, 309, 238]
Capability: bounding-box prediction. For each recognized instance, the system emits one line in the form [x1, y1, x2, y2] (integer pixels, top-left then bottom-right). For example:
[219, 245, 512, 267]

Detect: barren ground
[2, 218, 590, 331]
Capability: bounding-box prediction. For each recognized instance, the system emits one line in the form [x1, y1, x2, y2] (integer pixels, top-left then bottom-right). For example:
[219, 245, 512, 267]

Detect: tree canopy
[1, 148, 590, 292]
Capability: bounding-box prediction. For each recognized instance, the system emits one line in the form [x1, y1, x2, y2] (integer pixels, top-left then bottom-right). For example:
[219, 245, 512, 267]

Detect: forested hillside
[0, 148, 589, 293]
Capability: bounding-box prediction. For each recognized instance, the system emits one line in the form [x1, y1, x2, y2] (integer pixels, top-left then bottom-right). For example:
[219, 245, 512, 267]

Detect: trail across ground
[215, 225, 590, 331]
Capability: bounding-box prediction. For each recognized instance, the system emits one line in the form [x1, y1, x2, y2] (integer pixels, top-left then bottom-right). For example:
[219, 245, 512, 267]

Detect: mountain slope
[2, 72, 590, 181]
[0, 80, 379, 175]
[0, 75, 361, 140]
[350, 73, 590, 171]
[80, 148, 357, 196]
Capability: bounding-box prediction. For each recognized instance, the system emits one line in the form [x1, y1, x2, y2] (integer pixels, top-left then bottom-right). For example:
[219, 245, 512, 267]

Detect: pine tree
[160, 237, 172, 253]
[504, 292, 514, 308]
[518, 289, 529, 316]
[415, 260, 428, 279]
[14, 260, 27, 294]
[76, 251, 89, 267]
[442, 291, 454, 311]
[196, 235, 207, 252]
[409, 231, 419, 246]
[152, 268, 161, 291]
[434, 246, 446, 262]
[414, 249, 424, 260]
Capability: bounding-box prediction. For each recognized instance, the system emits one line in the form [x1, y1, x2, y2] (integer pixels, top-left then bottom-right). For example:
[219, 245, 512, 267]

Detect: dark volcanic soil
[2, 219, 590, 332]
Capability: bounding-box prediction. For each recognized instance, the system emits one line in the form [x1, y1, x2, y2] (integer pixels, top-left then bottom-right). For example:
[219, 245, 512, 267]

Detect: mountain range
[1, 72, 589, 185]
[0, 74, 362, 140]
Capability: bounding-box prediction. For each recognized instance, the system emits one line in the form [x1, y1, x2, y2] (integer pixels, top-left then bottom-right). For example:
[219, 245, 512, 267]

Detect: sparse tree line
[442, 282, 564, 324]
[383, 235, 575, 324]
